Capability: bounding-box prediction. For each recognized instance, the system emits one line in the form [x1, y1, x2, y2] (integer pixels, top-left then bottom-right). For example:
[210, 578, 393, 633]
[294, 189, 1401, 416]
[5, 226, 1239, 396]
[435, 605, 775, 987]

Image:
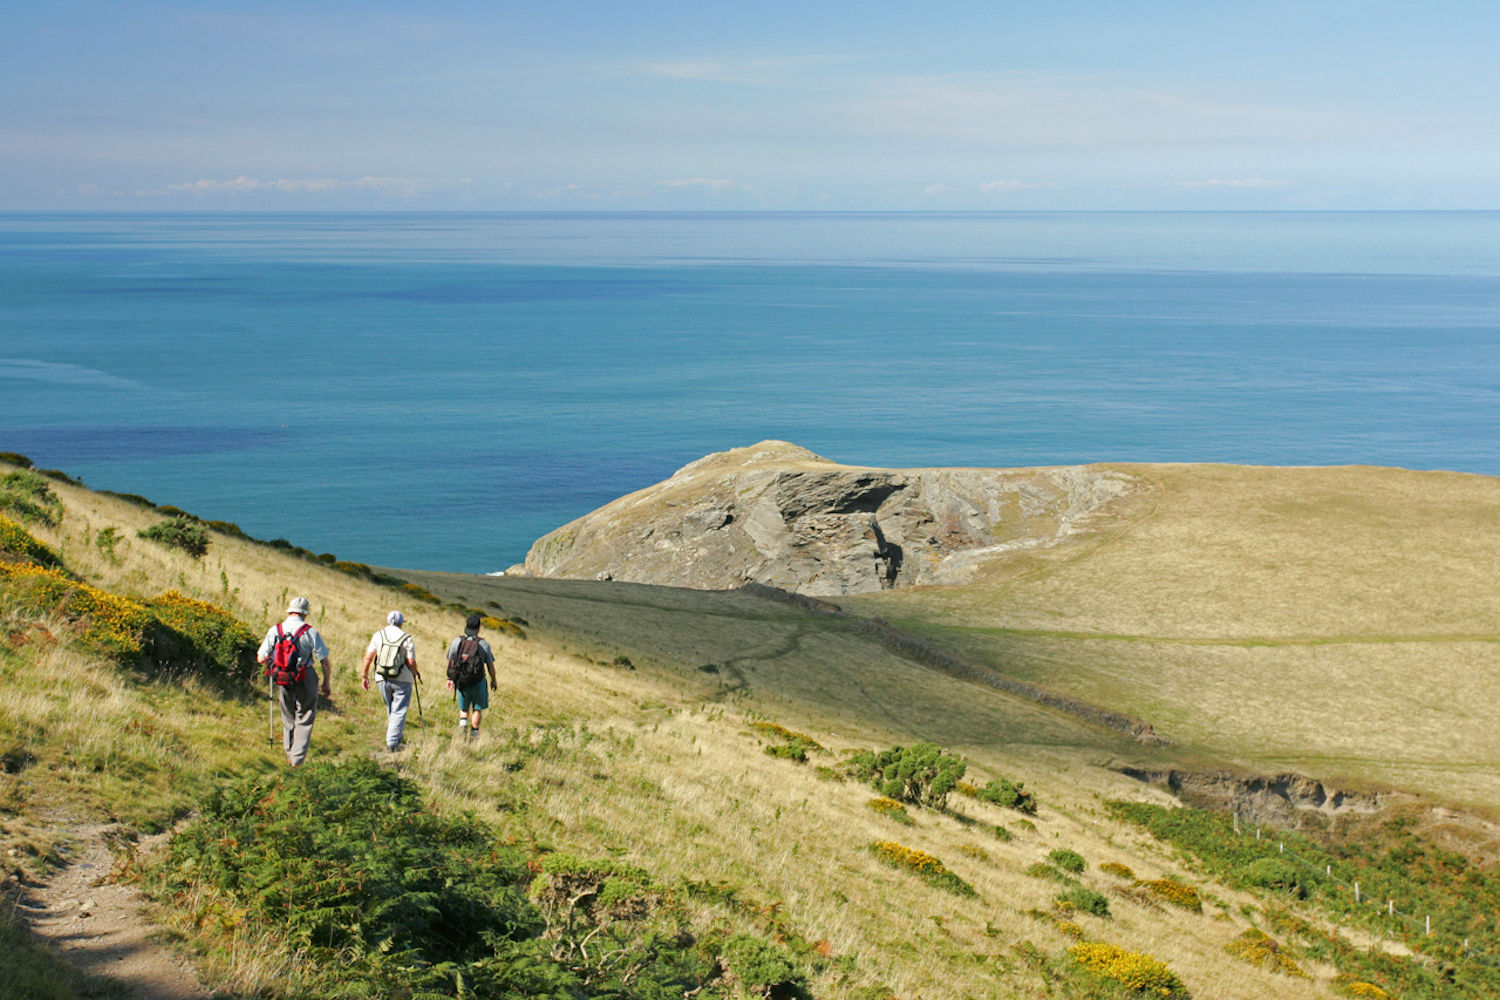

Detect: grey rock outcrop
[522, 441, 1138, 596]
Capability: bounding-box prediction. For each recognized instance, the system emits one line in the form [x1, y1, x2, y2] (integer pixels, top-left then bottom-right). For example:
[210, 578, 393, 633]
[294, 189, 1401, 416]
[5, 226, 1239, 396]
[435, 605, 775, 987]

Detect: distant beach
[2, 211, 1497, 572]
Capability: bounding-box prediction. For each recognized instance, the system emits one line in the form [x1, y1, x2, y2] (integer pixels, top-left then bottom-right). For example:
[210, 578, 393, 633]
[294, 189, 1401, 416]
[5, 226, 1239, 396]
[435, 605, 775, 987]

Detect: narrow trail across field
[13, 823, 210, 1000]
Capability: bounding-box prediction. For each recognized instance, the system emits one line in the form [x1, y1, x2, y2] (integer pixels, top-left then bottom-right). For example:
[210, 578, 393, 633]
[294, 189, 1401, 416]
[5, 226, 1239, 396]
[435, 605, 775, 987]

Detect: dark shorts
[456, 679, 489, 711]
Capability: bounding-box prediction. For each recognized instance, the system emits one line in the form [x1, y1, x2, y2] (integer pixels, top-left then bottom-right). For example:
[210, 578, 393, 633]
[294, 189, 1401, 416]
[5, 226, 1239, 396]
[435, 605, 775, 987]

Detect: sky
[2, 1, 1498, 211]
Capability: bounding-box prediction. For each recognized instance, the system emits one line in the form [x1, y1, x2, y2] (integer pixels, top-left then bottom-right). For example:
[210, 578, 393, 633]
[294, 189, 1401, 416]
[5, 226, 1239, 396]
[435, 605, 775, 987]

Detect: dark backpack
[447, 634, 485, 688]
[267, 623, 312, 687]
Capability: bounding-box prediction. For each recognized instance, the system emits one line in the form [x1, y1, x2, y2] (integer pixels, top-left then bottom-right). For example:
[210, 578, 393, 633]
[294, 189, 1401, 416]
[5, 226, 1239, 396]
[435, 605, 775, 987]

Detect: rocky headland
[521, 441, 1139, 596]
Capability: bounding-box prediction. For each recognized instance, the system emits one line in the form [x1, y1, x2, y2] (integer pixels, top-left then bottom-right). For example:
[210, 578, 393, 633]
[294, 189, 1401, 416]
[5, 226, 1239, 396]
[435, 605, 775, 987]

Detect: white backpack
[374, 627, 409, 680]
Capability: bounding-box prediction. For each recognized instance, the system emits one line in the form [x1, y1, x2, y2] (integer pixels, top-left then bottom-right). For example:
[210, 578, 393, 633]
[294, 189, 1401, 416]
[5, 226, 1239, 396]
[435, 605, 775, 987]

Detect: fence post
[1355, 881, 1360, 903]
[1426, 915, 1431, 936]
[1279, 842, 1284, 854]
[1388, 900, 1393, 916]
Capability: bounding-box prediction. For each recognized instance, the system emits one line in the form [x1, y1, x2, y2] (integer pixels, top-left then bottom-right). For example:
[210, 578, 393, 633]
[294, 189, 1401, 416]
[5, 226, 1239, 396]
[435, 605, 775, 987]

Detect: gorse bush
[0, 515, 62, 569]
[1223, 928, 1307, 978]
[1141, 878, 1202, 912]
[869, 840, 976, 898]
[1049, 849, 1086, 874]
[1067, 942, 1189, 998]
[145, 591, 259, 686]
[139, 517, 210, 559]
[867, 797, 913, 825]
[0, 563, 153, 657]
[851, 742, 966, 810]
[754, 722, 823, 763]
[0, 470, 62, 526]
[1241, 857, 1307, 898]
[720, 933, 809, 999]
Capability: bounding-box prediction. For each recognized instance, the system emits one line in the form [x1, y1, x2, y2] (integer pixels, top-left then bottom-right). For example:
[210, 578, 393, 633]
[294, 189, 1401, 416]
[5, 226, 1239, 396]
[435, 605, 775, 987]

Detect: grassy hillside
[839, 463, 1500, 814]
[3, 459, 1499, 1000]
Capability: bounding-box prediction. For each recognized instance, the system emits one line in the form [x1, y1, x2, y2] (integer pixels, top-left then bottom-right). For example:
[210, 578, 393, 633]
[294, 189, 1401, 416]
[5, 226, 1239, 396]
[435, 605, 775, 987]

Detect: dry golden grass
[842, 463, 1500, 811]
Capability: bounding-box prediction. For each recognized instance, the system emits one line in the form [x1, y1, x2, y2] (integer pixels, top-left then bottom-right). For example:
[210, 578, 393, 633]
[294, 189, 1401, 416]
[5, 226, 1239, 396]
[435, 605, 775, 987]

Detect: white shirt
[366, 625, 416, 684]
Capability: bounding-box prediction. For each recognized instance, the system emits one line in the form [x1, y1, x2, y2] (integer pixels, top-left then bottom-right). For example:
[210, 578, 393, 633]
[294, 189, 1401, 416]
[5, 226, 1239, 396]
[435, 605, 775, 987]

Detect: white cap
[387, 610, 405, 626]
[286, 596, 311, 615]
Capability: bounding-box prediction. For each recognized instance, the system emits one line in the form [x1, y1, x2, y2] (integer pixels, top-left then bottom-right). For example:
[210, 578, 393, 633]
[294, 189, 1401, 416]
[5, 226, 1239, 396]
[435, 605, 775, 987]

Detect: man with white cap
[361, 610, 419, 751]
[256, 596, 332, 767]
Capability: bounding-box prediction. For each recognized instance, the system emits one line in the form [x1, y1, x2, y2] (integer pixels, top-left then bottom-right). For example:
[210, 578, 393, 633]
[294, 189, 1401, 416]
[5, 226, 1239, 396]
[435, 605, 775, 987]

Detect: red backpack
[267, 623, 312, 686]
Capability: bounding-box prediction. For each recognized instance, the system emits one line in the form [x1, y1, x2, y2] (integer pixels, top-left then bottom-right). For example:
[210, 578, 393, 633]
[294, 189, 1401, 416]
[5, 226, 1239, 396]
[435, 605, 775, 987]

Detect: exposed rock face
[523, 441, 1138, 596]
[1117, 767, 1403, 831]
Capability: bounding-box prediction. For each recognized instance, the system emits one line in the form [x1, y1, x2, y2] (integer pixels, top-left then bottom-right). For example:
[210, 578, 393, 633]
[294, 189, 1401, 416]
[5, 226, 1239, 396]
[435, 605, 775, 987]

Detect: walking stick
[268, 674, 276, 744]
[414, 677, 424, 730]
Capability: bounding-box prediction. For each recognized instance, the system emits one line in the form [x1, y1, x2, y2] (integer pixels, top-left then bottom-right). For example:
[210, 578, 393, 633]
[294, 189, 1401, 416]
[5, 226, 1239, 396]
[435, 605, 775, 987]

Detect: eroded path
[13, 823, 210, 1000]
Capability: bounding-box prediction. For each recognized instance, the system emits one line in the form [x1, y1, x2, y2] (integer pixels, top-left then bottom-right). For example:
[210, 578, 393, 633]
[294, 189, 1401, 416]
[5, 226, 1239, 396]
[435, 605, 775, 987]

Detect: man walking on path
[446, 613, 496, 742]
[362, 610, 419, 751]
[257, 596, 332, 767]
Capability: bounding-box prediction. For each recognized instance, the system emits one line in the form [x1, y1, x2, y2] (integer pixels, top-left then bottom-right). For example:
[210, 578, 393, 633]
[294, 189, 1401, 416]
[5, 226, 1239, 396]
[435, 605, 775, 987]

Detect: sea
[2, 212, 1497, 573]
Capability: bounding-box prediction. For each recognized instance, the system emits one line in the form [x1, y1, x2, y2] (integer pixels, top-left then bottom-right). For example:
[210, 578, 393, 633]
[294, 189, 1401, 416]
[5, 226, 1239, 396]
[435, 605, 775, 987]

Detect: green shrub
[0, 515, 62, 569]
[1049, 848, 1086, 874]
[851, 742, 966, 809]
[0, 471, 62, 526]
[1056, 885, 1110, 917]
[721, 933, 808, 999]
[0, 452, 33, 468]
[138, 518, 209, 559]
[1242, 857, 1306, 898]
[992, 824, 1014, 842]
[970, 777, 1038, 814]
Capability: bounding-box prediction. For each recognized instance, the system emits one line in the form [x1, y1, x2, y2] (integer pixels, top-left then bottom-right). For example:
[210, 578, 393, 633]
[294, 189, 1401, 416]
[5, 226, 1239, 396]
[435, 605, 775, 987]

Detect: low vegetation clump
[1223, 928, 1307, 978]
[0, 563, 154, 657]
[1142, 878, 1202, 912]
[754, 722, 823, 762]
[719, 932, 810, 1000]
[0, 470, 63, 526]
[1049, 848, 1086, 874]
[0, 515, 62, 569]
[1332, 976, 1393, 999]
[145, 591, 259, 686]
[1101, 862, 1136, 880]
[138, 517, 210, 558]
[869, 840, 976, 898]
[867, 797, 914, 824]
[851, 742, 966, 809]
[1241, 857, 1306, 898]
[1067, 941, 1189, 998]
[958, 776, 1038, 814]
[1056, 885, 1110, 917]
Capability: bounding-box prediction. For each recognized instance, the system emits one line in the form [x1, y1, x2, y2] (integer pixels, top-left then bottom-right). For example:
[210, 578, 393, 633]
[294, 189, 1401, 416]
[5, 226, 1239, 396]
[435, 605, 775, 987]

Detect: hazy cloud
[979, 179, 1056, 192]
[161, 176, 471, 197]
[1167, 178, 1294, 189]
[657, 177, 740, 191]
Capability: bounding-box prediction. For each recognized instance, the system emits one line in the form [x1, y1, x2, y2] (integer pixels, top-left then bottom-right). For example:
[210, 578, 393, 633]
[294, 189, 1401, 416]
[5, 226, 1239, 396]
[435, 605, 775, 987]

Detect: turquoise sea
[2, 212, 1497, 572]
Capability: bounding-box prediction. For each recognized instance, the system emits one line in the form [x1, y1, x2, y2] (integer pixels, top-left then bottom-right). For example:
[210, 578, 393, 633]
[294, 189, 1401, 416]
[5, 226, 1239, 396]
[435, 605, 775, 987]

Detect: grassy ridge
[3, 459, 1498, 999]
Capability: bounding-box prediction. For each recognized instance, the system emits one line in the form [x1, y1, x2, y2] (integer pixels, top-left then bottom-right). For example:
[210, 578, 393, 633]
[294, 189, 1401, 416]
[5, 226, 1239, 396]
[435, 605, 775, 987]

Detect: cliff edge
[522, 441, 1138, 596]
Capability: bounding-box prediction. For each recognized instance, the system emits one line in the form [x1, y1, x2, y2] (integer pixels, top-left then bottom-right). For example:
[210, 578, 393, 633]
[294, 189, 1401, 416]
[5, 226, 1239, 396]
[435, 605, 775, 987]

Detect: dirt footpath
[12, 823, 210, 1000]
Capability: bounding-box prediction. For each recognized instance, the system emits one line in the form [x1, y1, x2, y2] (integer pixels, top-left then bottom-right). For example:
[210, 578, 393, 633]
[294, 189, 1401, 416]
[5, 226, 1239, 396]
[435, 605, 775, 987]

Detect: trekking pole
[268, 674, 276, 744]
[414, 678, 424, 730]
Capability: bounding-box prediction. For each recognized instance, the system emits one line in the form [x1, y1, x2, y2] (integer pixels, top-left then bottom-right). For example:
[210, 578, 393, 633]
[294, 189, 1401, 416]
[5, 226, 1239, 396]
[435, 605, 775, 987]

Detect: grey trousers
[277, 668, 319, 765]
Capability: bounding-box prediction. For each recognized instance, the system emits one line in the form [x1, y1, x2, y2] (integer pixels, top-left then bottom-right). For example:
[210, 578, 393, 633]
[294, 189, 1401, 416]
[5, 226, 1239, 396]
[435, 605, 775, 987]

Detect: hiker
[256, 596, 332, 767]
[361, 610, 420, 751]
[446, 612, 497, 741]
